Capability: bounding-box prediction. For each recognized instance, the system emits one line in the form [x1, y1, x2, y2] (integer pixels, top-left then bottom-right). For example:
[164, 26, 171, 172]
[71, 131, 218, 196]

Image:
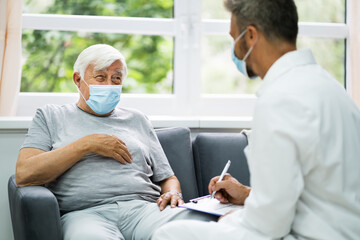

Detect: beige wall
[0, 129, 27, 240]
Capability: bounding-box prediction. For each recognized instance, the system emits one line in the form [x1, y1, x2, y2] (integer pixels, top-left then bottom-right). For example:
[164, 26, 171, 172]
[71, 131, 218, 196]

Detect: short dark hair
[224, 0, 298, 44]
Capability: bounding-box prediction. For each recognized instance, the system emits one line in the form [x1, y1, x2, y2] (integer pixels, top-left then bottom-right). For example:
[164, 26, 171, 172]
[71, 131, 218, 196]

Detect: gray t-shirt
[21, 103, 174, 212]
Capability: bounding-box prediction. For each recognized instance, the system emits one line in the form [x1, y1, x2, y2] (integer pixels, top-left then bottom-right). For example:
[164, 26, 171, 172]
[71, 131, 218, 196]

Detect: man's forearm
[159, 175, 182, 194]
[157, 175, 184, 210]
[16, 137, 91, 187]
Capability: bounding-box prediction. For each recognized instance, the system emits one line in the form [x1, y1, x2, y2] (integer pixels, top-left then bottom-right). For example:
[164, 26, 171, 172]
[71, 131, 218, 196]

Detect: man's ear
[73, 72, 81, 88]
[246, 25, 259, 46]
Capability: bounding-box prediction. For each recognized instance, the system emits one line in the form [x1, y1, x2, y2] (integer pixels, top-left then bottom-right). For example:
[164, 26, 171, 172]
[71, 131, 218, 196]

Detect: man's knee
[64, 226, 125, 240]
[62, 212, 124, 240]
[65, 230, 110, 240]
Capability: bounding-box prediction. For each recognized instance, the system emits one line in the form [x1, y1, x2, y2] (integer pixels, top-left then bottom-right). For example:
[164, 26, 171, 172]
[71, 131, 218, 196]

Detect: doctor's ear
[246, 25, 259, 44]
[247, 25, 259, 40]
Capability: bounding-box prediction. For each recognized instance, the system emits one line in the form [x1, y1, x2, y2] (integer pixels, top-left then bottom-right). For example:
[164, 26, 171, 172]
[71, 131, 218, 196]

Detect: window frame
[17, 0, 358, 117]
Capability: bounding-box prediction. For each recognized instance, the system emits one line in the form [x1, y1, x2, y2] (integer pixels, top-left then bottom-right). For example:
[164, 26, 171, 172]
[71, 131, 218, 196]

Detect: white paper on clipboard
[178, 195, 244, 216]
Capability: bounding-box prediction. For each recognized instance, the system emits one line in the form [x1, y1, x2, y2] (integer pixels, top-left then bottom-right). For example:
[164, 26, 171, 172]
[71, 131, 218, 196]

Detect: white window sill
[0, 116, 252, 130]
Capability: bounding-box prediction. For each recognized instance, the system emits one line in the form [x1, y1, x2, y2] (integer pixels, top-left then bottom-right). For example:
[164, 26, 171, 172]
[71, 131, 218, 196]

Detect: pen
[190, 195, 211, 203]
[211, 160, 231, 199]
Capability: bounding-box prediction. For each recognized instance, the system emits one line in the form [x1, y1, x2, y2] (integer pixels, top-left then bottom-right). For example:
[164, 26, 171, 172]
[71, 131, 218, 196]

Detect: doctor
[152, 0, 360, 239]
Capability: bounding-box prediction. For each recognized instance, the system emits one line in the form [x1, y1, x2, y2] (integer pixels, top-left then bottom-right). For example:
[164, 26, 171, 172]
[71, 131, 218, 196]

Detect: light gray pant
[61, 199, 217, 240]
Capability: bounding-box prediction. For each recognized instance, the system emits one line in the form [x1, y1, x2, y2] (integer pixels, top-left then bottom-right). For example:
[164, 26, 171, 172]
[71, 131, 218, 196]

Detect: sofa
[8, 127, 250, 240]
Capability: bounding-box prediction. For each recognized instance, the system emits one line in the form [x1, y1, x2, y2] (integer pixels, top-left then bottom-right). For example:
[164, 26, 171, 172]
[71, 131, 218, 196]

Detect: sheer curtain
[350, 0, 360, 107]
[0, 0, 22, 116]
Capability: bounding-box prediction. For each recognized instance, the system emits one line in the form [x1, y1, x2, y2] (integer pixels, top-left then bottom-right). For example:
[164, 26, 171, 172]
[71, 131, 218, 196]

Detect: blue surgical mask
[78, 79, 122, 115]
[231, 29, 257, 79]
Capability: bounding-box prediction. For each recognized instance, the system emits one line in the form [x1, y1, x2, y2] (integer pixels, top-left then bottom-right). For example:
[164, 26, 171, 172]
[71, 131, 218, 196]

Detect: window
[21, 0, 174, 94]
[18, 0, 355, 117]
[21, 30, 174, 94]
[296, 0, 346, 87]
[201, 0, 347, 94]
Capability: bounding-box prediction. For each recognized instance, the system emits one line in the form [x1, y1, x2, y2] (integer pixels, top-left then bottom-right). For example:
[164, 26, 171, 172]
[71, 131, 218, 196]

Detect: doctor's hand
[157, 191, 184, 211]
[84, 134, 133, 164]
[208, 173, 251, 205]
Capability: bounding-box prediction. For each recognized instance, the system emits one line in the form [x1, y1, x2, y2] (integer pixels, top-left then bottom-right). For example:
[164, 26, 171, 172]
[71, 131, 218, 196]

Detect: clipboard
[178, 195, 244, 216]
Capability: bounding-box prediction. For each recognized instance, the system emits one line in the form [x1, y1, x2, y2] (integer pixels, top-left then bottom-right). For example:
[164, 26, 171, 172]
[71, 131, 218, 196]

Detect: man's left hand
[156, 191, 184, 211]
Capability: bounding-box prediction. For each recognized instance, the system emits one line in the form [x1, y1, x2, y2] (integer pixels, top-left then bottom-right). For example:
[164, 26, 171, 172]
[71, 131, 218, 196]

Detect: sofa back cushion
[193, 133, 250, 196]
[155, 127, 199, 201]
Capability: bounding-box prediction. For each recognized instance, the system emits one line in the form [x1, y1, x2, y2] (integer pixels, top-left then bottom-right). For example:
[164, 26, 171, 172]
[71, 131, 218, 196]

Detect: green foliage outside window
[22, 0, 346, 94]
[21, 0, 174, 93]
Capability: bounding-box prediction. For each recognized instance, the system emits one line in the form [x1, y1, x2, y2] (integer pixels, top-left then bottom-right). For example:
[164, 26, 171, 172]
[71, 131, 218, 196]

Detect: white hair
[73, 44, 128, 80]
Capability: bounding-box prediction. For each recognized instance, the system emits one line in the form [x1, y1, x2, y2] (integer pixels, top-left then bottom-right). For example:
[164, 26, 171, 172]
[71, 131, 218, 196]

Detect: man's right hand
[208, 173, 251, 205]
[85, 134, 133, 164]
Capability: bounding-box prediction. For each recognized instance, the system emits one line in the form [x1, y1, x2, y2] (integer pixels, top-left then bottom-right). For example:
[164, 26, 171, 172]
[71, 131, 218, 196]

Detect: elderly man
[16, 44, 215, 240]
[153, 0, 360, 239]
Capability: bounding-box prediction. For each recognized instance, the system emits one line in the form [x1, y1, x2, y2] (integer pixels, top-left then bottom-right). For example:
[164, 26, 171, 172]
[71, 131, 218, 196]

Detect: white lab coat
[152, 49, 360, 240]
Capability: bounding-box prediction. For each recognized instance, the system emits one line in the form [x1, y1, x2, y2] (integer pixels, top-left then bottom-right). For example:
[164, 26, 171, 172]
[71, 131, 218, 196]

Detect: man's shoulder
[38, 103, 76, 112]
[35, 103, 78, 120]
[255, 86, 317, 126]
[261, 63, 337, 109]
[113, 107, 153, 130]
[115, 107, 148, 119]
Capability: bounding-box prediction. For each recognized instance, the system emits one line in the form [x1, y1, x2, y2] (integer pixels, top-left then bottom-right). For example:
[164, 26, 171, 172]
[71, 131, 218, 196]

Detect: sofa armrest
[8, 175, 62, 240]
